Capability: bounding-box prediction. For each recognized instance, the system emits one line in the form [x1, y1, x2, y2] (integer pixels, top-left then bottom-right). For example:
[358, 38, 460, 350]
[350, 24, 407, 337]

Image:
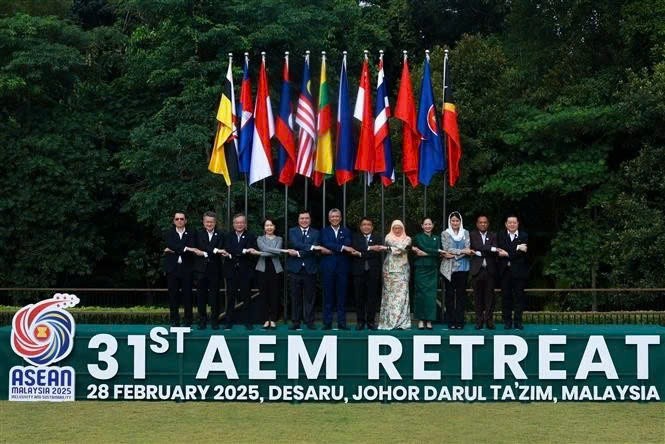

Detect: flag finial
[284, 51, 289, 56]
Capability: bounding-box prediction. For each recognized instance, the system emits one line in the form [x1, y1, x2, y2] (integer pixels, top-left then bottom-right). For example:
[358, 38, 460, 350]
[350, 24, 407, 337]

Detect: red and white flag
[249, 53, 274, 185]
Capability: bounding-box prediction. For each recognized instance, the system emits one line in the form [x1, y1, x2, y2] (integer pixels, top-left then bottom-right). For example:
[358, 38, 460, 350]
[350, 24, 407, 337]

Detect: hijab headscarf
[445, 211, 465, 242]
[386, 219, 409, 243]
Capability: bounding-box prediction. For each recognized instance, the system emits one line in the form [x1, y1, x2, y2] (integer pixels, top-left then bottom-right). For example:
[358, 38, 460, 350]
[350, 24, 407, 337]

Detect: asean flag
[416, 52, 445, 186]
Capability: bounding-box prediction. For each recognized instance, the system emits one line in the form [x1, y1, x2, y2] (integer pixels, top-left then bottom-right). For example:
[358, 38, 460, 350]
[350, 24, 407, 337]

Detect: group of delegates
[162, 208, 529, 331]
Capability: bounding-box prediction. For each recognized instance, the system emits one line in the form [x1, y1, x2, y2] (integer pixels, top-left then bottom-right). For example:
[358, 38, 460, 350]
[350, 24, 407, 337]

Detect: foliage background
[1, 0, 664, 309]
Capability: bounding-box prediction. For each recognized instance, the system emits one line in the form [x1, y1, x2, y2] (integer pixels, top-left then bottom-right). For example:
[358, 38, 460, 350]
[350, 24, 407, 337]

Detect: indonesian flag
[249, 53, 274, 185]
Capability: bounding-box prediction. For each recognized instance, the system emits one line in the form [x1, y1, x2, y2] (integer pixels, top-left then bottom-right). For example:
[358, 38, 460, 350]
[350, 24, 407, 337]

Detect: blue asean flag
[417, 54, 445, 186]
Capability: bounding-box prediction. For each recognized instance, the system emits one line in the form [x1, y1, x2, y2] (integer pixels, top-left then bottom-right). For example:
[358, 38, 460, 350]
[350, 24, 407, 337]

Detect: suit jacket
[351, 231, 383, 276]
[319, 225, 352, 273]
[496, 229, 529, 280]
[162, 227, 196, 273]
[469, 230, 498, 276]
[286, 226, 319, 274]
[193, 228, 224, 275]
[255, 235, 284, 273]
[222, 230, 258, 278]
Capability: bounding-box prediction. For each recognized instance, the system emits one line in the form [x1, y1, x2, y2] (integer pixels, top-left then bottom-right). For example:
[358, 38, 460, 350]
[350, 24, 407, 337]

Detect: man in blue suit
[319, 208, 357, 330]
[286, 210, 328, 330]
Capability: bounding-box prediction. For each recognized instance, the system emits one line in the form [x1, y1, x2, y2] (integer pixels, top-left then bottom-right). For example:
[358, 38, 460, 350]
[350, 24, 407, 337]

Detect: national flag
[313, 52, 333, 187]
[237, 53, 254, 174]
[374, 52, 394, 186]
[208, 54, 240, 186]
[354, 53, 374, 174]
[295, 52, 316, 178]
[417, 51, 445, 186]
[395, 52, 420, 188]
[442, 53, 462, 187]
[276, 52, 296, 186]
[248, 53, 274, 185]
[335, 52, 355, 185]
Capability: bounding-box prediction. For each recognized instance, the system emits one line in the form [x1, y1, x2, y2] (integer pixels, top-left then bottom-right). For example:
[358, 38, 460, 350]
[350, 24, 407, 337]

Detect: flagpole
[442, 49, 449, 224]
[424, 185, 428, 217]
[244, 174, 248, 215]
[322, 180, 326, 226]
[227, 184, 232, 229]
[363, 172, 368, 215]
[304, 177, 308, 209]
[284, 184, 289, 322]
[343, 183, 347, 221]
[262, 179, 266, 220]
[402, 173, 406, 223]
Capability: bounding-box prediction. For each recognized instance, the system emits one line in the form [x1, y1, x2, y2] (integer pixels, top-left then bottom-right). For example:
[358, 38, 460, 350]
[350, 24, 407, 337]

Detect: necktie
[302, 229, 307, 242]
[364, 235, 370, 271]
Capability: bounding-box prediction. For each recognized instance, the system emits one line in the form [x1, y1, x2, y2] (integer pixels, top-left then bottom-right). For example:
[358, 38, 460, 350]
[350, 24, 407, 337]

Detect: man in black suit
[496, 214, 529, 330]
[351, 217, 385, 330]
[222, 213, 258, 330]
[163, 211, 202, 327]
[286, 210, 327, 330]
[469, 215, 500, 330]
[193, 211, 225, 330]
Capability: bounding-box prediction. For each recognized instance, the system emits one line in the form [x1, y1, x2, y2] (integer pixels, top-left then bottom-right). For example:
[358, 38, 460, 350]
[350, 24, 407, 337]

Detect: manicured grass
[1, 401, 663, 443]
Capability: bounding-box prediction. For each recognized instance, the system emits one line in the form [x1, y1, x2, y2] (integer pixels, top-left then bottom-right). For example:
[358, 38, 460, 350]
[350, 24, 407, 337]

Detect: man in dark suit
[286, 210, 326, 330]
[163, 211, 202, 327]
[222, 213, 258, 330]
[469, 215, 500, 330]
[319, 208, 356, 330]
[351, 217, 385, 330]
[496, 214, 529, 330]
[193, 211, 224, 330]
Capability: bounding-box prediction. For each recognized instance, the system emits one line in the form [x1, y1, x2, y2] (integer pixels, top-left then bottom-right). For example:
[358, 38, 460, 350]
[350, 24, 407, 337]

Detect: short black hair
[504, 213, 519, 223]
[421, 216, 434, 225]
[358, 216, 373, 226]
[174, 211, 187, 218]
[232, 212, 246, 221]
[298, 209, 311, 217]
[203, 211, 217, 219]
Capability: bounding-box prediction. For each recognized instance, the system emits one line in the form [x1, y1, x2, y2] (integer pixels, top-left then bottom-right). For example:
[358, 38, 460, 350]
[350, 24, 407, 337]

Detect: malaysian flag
[295, 51, 316, 178]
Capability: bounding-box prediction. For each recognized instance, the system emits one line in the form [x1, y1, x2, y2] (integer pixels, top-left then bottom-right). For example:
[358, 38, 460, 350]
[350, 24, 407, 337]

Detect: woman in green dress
[412, 217, 441, 329]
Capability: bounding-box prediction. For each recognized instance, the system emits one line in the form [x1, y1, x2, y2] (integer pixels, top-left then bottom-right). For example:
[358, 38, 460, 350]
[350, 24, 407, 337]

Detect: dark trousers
[501, 269, 526, 324]
[353, 269, 380, 325]
[258, 261, 281, 322]
[225, 272, 251, 326]
[471, 268, 495, 326]
[444, 271, 468, 327]
[322, 268, 348, 327]
[289, 271, 316, 325]
[167, 266, 193, 325]
[196, 271, 220, 326]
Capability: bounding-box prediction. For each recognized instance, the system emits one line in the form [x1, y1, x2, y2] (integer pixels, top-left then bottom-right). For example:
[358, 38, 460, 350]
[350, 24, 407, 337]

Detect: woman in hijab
[440, 212, 474, 329]
[378, 220, 412, 330]
[412, 217, 441, 330]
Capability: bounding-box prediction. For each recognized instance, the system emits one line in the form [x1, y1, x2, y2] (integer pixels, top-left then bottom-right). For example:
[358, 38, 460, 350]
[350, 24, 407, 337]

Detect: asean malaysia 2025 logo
[9, 293, 79, 402]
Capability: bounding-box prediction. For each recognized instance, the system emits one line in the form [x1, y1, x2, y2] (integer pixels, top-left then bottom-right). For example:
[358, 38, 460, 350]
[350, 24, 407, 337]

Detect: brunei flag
[442, 54, 462, 187]
[313, 52, 333, 187]
[209, 54, 240, 186]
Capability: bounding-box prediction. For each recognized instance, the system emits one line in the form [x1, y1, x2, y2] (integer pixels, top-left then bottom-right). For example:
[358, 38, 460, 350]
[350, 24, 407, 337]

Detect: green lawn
[1, 402, 663, 443]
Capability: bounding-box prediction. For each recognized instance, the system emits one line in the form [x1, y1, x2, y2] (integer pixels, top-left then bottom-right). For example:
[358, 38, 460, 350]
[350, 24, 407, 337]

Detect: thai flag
[374, 53, 394, 186]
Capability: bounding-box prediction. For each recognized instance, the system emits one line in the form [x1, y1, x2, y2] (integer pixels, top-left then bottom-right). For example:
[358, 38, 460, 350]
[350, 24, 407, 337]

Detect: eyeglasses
[174, 218, 185, 221]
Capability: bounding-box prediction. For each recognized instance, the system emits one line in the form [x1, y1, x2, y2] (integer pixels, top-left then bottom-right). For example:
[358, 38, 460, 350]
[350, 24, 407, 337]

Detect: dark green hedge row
[0, 307, 663, 326]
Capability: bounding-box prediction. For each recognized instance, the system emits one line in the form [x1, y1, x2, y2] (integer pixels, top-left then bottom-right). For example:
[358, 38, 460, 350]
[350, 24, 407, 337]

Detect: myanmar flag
[313, 52, 333, 187]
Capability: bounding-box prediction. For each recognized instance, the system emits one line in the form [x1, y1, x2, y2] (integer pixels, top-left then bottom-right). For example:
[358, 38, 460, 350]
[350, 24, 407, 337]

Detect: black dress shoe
[306, 323, 316, 330]
[355, 323, 365, 331]
[224, 324, 233, 330]
[170, 321, 180, 327]
[322, 324, 332, 331]
[475, 324, 482, 330]
[211, 323, 220, 330]
[503, 322, 512, 330]
[338, 325, 349, 330]
[515, 322, 524, 330]
[245, 324, 254, 330]
[367, 323, 378, 330]
[288, 323, 301, 330]
[198, 321, 207, 330]
[486, 320, 496, 330]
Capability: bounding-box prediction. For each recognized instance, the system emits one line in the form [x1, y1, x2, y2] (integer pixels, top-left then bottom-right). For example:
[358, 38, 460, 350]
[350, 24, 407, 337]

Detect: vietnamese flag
[395, 52, 420, 188]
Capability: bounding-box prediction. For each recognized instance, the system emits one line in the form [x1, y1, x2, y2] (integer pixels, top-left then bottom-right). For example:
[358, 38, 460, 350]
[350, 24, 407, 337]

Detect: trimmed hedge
[0, 306, 664, 326]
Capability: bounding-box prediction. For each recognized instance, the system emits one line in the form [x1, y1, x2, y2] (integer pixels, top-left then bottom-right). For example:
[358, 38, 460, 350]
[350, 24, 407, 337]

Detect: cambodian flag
[237, 54, 254, 174]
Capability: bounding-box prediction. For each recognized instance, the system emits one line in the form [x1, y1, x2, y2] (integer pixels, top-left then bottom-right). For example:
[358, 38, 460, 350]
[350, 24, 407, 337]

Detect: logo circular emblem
[427, 105, 438, 135]
[11, 293, 79, 366]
